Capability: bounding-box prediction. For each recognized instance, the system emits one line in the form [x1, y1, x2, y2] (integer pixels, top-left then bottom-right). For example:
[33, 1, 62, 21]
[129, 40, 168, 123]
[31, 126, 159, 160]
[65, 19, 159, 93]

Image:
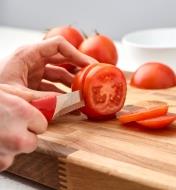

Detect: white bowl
[122, 28, 176, 71]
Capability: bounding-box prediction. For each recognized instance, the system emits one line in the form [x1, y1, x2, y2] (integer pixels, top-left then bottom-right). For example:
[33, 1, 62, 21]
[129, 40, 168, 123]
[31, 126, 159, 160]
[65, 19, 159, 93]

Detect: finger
[45, 53, 68, 64]
[39, 81, 66, 93]
[34, 36, 98, 67]
[0, 90, 48, 134]
[0, 155, 14, 172]
[0, 84, 59, 102]
[0, 130, 38, 154]
[23, 102, 48, 134]
[43, 65, 74, 87]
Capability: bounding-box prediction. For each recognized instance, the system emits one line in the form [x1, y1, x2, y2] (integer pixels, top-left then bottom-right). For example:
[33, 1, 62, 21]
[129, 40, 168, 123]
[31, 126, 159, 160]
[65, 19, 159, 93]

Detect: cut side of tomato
[118, 100, 168, 123]
[72, 64, 127, 120]
[82, 64, 127, 119]
[137, 114, 176, 129]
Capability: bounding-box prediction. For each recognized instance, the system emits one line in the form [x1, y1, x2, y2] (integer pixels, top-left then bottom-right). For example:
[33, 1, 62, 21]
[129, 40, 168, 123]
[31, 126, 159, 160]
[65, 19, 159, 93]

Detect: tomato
[118, 101, 168, 123]
[44, 25, 84, 48]
[130, 62, 176, 89]
[72, 64, 127, 120]
[31, 95, 56, 122]
[79, 34, 118, 65]
[137, 114, 176, 129]
[72, 64, 99, 91]
[59, 61, 76, 73]
[44, 26, 84, 72]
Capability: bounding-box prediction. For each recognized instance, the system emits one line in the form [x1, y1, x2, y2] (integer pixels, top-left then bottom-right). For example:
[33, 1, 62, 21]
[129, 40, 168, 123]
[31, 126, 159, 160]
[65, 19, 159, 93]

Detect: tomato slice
[72, 63, 99, 92]
[118, 101, 168, 123]
[137, 114, 176, 129]
[82, 64, 127, 119]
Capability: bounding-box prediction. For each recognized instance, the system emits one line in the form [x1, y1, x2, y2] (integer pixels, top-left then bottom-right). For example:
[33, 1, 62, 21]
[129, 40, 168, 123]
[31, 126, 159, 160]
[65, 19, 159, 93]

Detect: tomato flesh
[118, 101, 168, 123]
[137, 114, 176, 129]
[130, 62, 176, 89]
[72, 64, 127, 120]
[82, 65, 126, 119]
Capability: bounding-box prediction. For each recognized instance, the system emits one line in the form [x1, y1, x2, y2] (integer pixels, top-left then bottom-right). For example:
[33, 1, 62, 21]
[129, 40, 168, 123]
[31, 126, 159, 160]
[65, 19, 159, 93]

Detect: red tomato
[79, 34, 118, 65]
[130, 62, 176, 89]
[44, 25, 84, 48]
[118, 101, 168, 123]
[44, 26, 84, 72]
[137, 114, 176, 129]
[59, 61, 76, 73]
[31, 95, 56, 122]
[72, 64, 127, 120]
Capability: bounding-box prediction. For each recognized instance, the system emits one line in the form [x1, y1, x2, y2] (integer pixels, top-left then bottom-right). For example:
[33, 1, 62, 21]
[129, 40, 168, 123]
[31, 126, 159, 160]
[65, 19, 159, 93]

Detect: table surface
[0, 25, 170, 189]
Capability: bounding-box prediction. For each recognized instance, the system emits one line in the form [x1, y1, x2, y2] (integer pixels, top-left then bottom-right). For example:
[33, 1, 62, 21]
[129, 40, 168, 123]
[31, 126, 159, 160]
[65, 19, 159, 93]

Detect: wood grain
[8, 73, 176, 190]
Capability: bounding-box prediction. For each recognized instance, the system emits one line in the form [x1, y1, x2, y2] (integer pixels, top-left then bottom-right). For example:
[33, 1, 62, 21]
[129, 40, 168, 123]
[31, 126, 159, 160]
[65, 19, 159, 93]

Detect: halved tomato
[118, 100, 168, 123]
[130, 62, 176, 89]
[137, 113, 176, 129]
[72, 64, 127, 120]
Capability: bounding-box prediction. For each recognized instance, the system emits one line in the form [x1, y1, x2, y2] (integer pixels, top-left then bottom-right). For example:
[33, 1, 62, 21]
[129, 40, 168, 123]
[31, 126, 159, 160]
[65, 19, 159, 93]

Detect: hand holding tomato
[44, 26, 84, 72]
[0, 36, 97, 100]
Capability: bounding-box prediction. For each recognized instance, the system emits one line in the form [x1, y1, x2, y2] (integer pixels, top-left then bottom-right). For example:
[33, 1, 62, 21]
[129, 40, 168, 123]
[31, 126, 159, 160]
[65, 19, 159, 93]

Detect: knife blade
[31, 90, 84, 122]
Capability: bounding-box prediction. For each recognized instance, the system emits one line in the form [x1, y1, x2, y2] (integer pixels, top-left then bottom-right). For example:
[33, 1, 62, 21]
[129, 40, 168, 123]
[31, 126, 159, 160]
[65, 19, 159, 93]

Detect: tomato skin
[72, 64, 127, 120]
[31, 95, 56, 122]
[130, 62, 176, 89]
[118, 101, 168, 123]
[44, 26, 84, 48]
[57, 61, 75, 73]
[72, 63, 99, 92]
[137, 114, 176, 129]
[79, 35, 118, 65]
[44, 26, 84, 72]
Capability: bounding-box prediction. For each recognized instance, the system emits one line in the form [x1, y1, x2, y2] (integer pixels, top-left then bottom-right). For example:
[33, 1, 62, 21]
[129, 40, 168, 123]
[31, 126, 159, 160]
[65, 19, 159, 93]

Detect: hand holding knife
[31, 90, 84, 122]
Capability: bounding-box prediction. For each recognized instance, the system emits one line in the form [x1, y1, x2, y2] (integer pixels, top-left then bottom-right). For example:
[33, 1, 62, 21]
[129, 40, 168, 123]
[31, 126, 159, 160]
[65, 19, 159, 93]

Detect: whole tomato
[79, 34, 118, 65]
[44, 25, 84, 73]
[130, 62, 176, 89]
[44, 25, 84, 48]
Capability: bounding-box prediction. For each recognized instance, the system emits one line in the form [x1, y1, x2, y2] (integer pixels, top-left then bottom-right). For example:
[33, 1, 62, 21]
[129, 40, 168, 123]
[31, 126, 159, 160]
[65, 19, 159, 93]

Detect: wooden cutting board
[8, 73, 176, 190]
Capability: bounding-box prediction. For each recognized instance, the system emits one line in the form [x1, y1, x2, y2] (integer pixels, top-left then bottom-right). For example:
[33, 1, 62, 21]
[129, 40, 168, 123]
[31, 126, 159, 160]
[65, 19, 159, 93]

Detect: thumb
[0, 84, 61, 102]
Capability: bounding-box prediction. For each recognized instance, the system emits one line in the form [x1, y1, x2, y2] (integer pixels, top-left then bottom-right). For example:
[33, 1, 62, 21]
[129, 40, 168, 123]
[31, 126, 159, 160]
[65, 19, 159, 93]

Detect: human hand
[0, 90, 47, 171]
[0, 36, 97, 100]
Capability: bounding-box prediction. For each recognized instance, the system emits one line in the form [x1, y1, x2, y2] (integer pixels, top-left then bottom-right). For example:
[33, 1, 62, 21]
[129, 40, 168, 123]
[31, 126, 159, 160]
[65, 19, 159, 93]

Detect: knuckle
[12, 133, 38, 153]
[13, 45, 30, 57]
[23, 136, 38, 153]
[55, 35, 65, 42]
[11, 134, 27, 152]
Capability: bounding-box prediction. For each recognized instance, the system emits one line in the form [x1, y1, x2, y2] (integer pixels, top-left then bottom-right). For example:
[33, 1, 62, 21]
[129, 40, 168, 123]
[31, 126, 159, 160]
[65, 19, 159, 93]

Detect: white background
[0, 0, 176, 40]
